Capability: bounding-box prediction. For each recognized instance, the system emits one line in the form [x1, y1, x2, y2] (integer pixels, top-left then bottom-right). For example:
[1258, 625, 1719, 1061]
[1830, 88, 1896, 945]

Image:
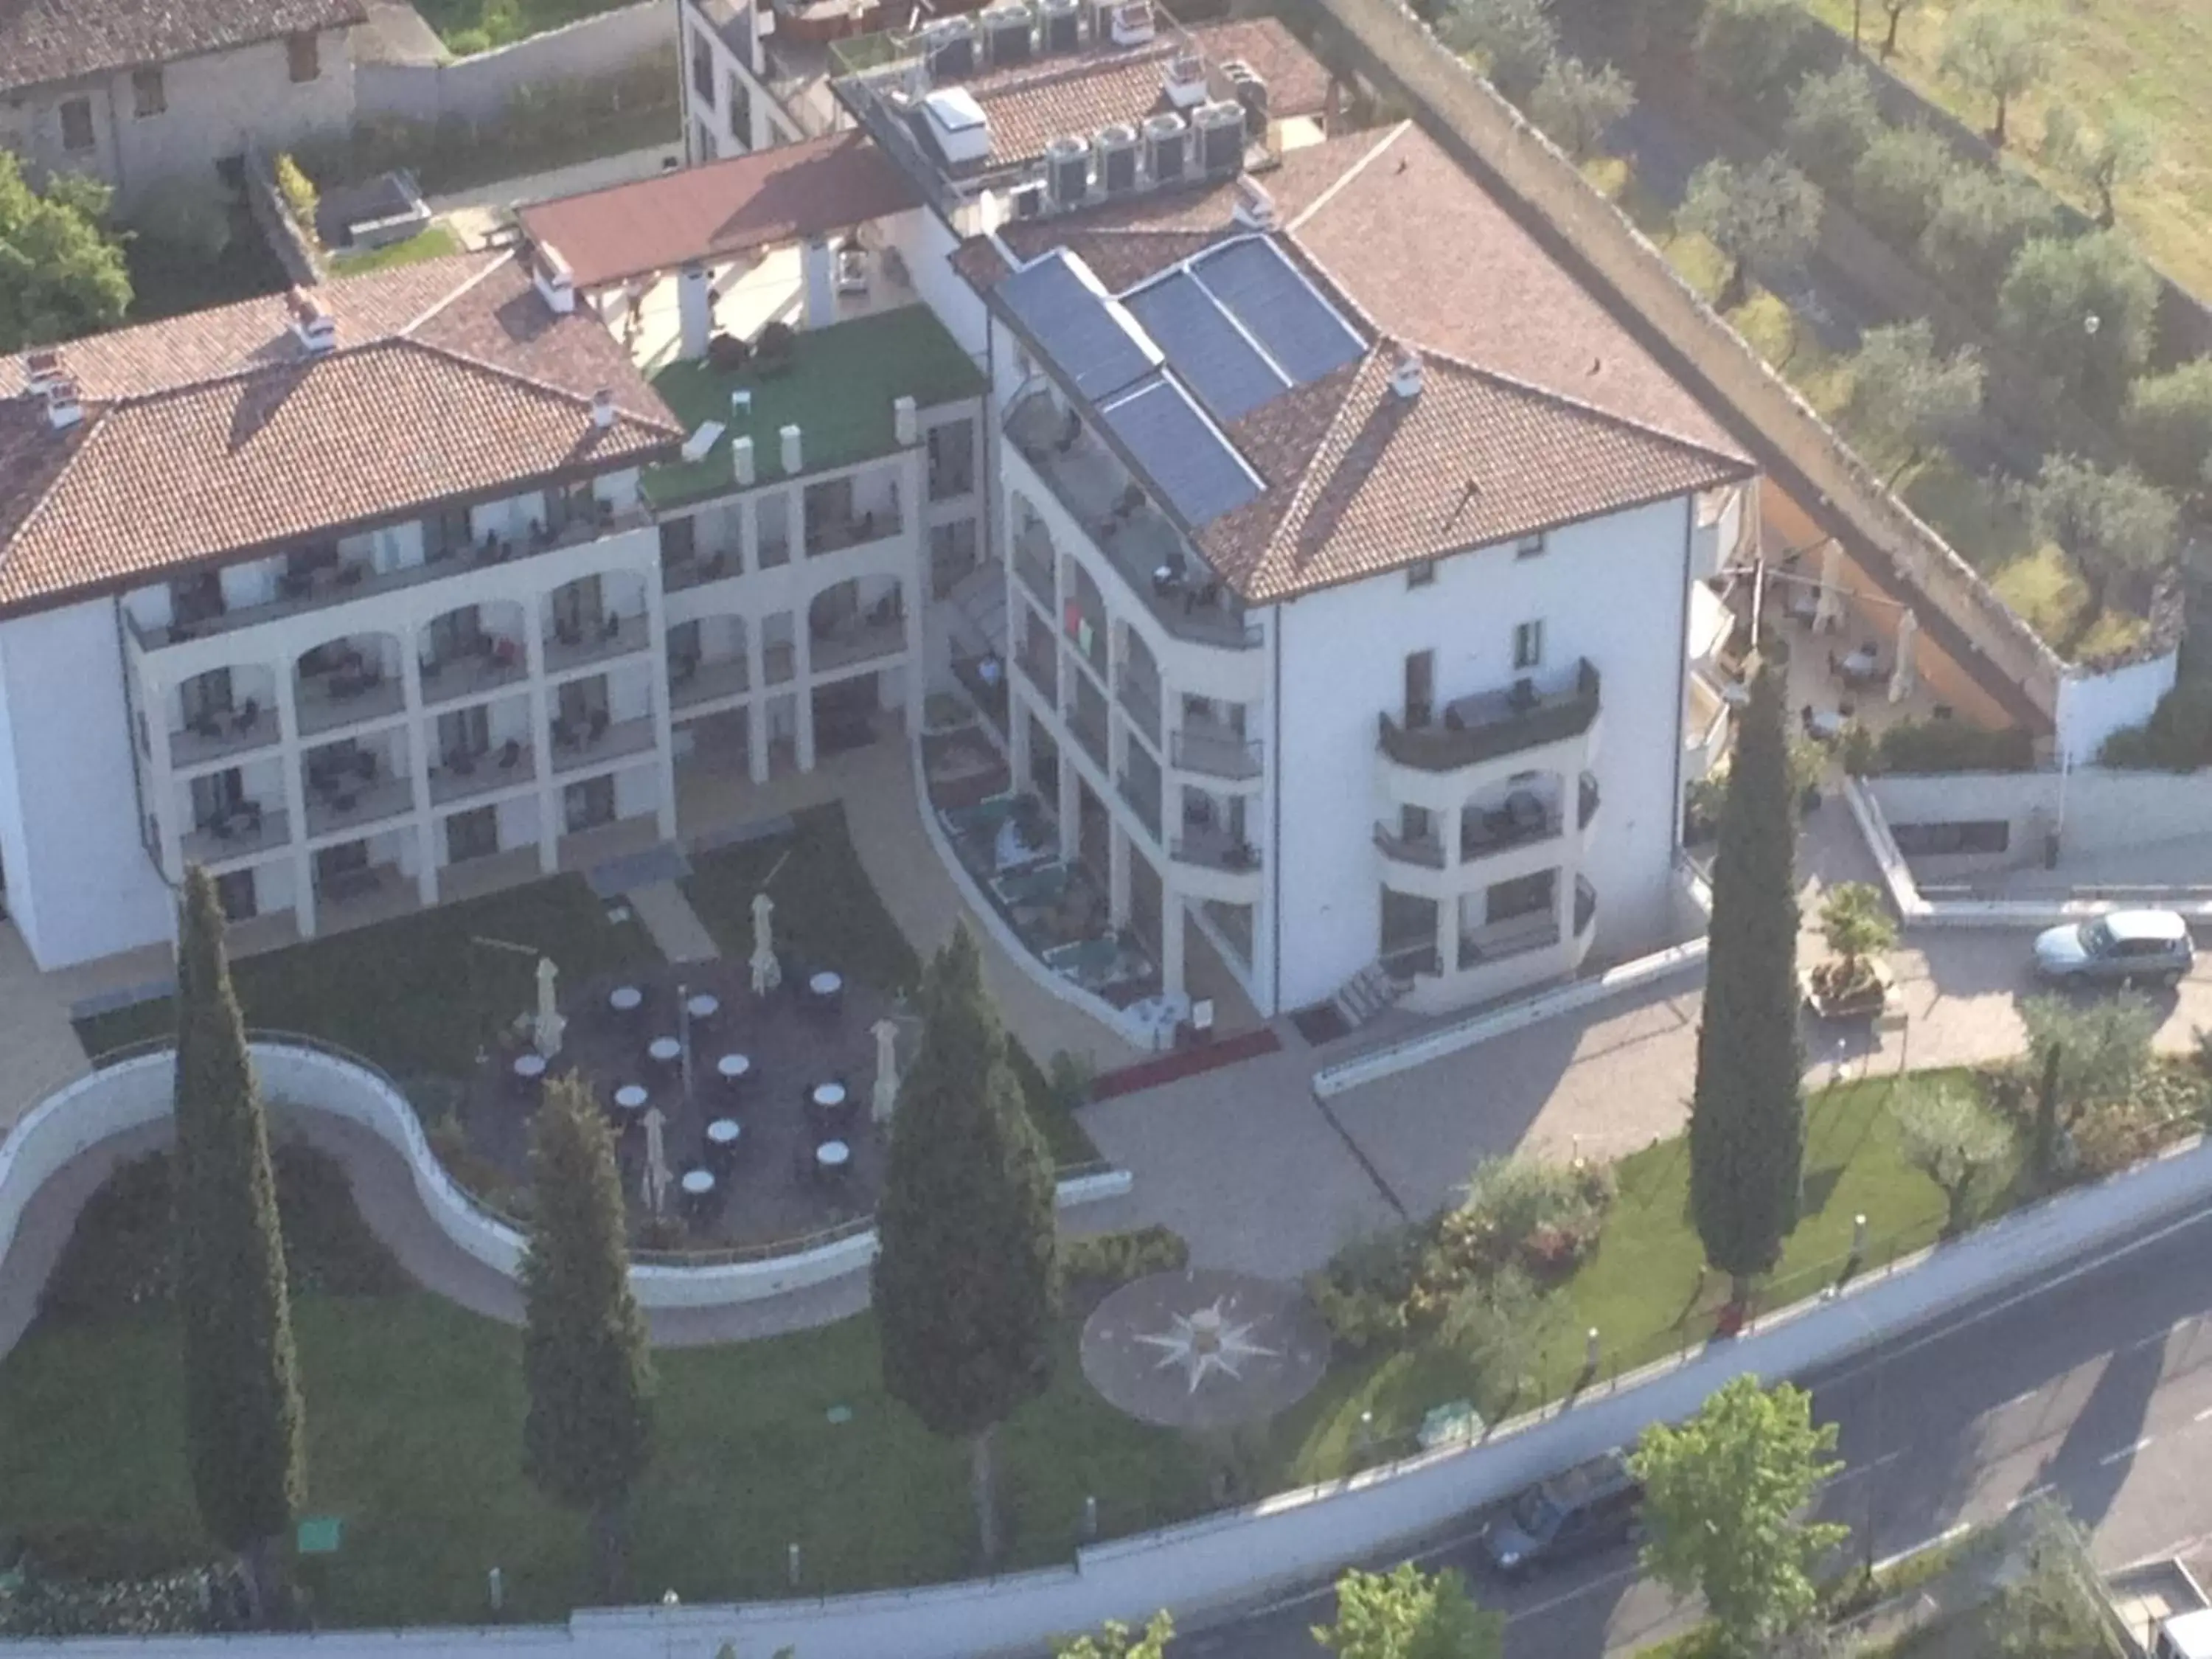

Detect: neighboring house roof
[1202, 342, 1750, 602]
[967, 120, 1753, 602]
[0, 252, 681, 616]
[516, 133, 923, 292]
[946, 17, 1330, 174]
[0, 0, 367, 94]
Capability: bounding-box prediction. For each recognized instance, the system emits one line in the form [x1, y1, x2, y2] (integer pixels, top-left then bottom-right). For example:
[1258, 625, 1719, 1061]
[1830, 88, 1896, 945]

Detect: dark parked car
[1481, 1450, 1643, 1578]
[2033, 909, 2194, 988]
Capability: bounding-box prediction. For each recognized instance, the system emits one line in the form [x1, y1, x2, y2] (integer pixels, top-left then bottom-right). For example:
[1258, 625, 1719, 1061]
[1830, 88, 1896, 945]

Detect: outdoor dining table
[681, 1167, 716, 1196]
[707, 1118, 741, 1150]
[815, 1140, 851, 1171]
[647, 1036, 681, 1067]
[613, 1084, 649, 1115]
[811, 1081, 847, 1111]
[510, 1051, 546, 1093]
[807, 970, 843, 999]
[715, 1052, 751, 1095]
[608, 984, 643, 1015]
[686, 992, 720, 1023]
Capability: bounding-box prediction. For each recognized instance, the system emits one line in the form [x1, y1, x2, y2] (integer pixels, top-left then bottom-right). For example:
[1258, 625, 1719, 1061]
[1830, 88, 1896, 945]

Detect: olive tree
[1918, 164, 2059, 296]
[1840, 319, 1985, 484]
[1784, 62, 1883, 189]
[1437, 0, 1558, 101]
[1530, 56, 1635, 161]
[1850, 125, 1960, 247]
[2021, 452, 2180, 620]
[2124, 359, 2212, 498]
[1894, 1082, 2016, 1234]
[1680, 154, 1823, 310]
[2042, 103, 2153, 228]
[1998, 232, 2160, 408]
[1940, 2, 2048, 147]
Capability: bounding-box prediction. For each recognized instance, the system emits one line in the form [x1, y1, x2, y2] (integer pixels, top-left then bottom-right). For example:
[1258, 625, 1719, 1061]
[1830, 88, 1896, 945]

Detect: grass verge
[325, 225, 462, 276]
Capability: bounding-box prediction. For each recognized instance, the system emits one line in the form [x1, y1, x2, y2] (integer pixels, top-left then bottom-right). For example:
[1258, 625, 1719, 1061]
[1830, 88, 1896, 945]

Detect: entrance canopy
[518, 132, 922, 291]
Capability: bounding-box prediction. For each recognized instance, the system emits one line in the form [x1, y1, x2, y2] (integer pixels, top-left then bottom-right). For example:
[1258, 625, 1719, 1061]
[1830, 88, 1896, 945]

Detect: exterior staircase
[1329, 961, 1402, 1031]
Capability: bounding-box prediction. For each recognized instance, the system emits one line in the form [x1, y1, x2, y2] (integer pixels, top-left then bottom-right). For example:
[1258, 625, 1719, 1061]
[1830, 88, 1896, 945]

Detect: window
[1406, 560, 1435, 588]
[447, 807, 499, 863]
[726, 72, 752, 146]
[563, 776, 616, 834]
[658, 515, 697, 565]
[215, 869, 258, 922]
[1512, 620, 1545, 671]
[1486, 869, 1557, 923]
[1514, 532, 1548, 560]
[1404, 650, 1434, 726]
[132, 68, 165, 117]
[59, 97, 94, 152]
[691, 35, 715, 104]
[437, 705, 490, 762]
[929, 519, 979, 598]
[287, 31, 320, 81]
[927, 420, 975, 500]
[424, 505, 473, 561]
[695, 120, 719, 162]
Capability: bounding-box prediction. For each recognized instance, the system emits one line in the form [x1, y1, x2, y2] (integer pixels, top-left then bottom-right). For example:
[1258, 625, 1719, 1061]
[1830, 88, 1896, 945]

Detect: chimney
[590, 387, 616, 429]
[533, 243, 577, 315]
[678, 265, 714, 362]
[1390, 352, 1422, 400]
[22, 347, 65, 394]
[731, 434, 757, 487]
[43, 378, 83, 431]
[287, 288, 336, 353]
[1231, 176, 1276, 232]
[893, 395, 918, 446]
[780, 424, 803, 476]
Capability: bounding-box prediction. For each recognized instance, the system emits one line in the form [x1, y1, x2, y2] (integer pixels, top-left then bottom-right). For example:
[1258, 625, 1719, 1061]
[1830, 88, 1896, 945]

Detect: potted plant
[1805, 881, 1896, 1018]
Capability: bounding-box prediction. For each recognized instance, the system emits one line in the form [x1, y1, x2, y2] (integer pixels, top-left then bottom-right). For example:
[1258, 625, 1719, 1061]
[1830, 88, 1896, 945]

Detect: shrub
[2124, 359, 2212, 498]
[445, 26, 492, 53]
[272, 153, 318, 241]
[1046, 1048, 1096, 1112]
[1918, 164, 2059, 299]
[1307, 1228, 1422, 1354]
[1061, 1225, 1189, 1288]
[1866, 717, 2035, 773]
[0, 1564, 249, 1636]
[1696, 0, 1815, 103]
[1785, 62, 1883, 189]
[1850, 127, 1960, 247]
[1999, 232, 2160, 409]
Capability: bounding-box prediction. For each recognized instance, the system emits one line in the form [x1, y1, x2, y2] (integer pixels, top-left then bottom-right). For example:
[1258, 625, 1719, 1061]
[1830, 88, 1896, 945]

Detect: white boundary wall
[0, 1043, 1129, 1315]
[355, 2, 672, 126]
[12, 1119, 2212, 1657]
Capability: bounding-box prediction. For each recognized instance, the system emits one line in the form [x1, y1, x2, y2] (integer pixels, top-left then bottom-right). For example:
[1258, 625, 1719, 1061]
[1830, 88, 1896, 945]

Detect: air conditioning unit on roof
[1109, 0, 1154, 45]
[1162, 50, 1208, 108]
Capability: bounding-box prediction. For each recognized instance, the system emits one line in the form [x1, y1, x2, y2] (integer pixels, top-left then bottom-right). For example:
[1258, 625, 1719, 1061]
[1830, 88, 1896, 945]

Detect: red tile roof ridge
[392, 245, 523, 338]
[1281, 120, 1409, 234]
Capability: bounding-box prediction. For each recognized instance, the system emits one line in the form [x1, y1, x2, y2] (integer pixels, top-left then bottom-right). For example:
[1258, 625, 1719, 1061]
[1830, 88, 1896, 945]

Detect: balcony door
[437, 705, 490, 764]
[190, 768, 245, 828]
[1404, 650, 1434, 727]
[428, 605, 483, 666]
[181, 669, 234, 727]
[563, 776, 616, 834]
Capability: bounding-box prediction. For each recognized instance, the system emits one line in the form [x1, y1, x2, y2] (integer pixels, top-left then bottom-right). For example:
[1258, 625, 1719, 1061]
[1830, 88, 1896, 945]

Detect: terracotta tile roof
[958, 17, 1330, 171]
[0, 252, 680, 615]
[1287, 124, 1742, 456]
[0, 0, 366, 93]
[1198, 343, 1751, 603]
[515, 133, 921, 292]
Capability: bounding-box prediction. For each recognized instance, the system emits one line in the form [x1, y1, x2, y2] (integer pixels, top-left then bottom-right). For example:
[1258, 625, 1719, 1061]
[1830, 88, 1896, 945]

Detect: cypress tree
[521, 1074, 655, 1596]
[172, 865, 305, 1620]
[1688, 654, 1806, 1298]
[874, 924, 1058, 1565]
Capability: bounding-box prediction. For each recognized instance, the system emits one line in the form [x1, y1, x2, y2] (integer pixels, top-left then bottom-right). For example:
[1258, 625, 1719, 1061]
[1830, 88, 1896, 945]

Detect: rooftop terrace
[641, 305, 987, 510]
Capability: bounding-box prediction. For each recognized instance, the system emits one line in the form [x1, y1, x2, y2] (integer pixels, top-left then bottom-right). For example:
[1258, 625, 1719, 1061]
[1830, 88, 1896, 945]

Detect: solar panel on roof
[1192, 237, 1364, 385]
[1098, 374, 1262, 527]
[998, 249, 1158, 400]
[1122, 271, 1287, 422]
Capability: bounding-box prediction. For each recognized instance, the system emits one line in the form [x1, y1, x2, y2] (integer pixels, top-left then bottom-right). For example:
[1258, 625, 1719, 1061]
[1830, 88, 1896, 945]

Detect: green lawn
[642, 307, 987, 511]
[73, 877, 658, 1081]
[1275, 1072, 2015, 1483]
[325, 225, 462, 276]
[407, 0, 636, 49]
[684, 805, 1099, 1165]
[1803, 0, 2212, 302]
[0, 1294, 1203, 1625]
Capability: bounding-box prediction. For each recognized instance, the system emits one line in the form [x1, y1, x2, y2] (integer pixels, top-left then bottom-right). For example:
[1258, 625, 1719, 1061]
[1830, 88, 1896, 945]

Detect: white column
[1162, 891, 1187, 998]
[1009, 688, 1032, 787]
[1109, 823, 1131, 927]
[402, 645, 437, 905]
[744, 616, 769, 783]
[525, 594, 560, 874]
[1057, 742, 1079, 860]
[678, 264, 714, 361]
[794, 623, 816, 772]
[1441, 803, 1463, 868]
[1436, 892, 1454, 977]
[273, 664, 316, 935]
[803, 237, 835, 329]
[644, 565, 678, 841]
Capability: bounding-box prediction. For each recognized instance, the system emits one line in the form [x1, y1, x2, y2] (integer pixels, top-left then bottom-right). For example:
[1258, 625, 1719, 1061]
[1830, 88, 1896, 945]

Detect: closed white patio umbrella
[1888, 609, 1919, 705]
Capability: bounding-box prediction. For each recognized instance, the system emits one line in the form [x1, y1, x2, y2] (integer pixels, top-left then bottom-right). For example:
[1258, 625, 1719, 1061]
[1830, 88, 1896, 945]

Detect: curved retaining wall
[0, 1043, 1130, 1314]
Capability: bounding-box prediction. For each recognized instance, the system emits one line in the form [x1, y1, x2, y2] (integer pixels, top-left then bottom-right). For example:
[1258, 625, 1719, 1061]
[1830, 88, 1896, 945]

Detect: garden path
[0, 923, 92, 1137]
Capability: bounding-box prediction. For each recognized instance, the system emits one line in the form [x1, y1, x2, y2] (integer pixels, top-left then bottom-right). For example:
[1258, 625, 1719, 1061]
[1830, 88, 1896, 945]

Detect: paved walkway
[625, 880, 720, 963]
[1079, 801, 2212, 1279]
[0, 922, 92, 1135]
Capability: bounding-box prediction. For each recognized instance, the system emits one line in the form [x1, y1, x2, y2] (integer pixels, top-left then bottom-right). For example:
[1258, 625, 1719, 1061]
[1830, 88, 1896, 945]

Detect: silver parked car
[2033, 909, 2195, 987]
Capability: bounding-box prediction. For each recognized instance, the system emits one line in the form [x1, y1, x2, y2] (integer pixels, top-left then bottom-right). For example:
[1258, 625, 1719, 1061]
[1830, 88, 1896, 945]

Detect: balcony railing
[1456, 909, 1562, 970]
[170, 707, 278, 770]
[1118, 669, 1161, 748]
[1381, 940, 1441, 980]
[1461, 801, 1563, 860]
[296, 668, 405, 738]
[1116, 771, 1162, 841]
[1377, 660, 1601, 773]
[305, 774, 414, 841]
[811, 611, 907, 675]
[181, 806, 289, 865]
[951, 650, 1009, 735]
[131, 507, 650, 651]
[1373, 823, 1446, 869]
[1172, 724, 1262, 781]
[662, 546, 740, 593]
[550, 714, 658, 775]
[420, 639, 527, 709]
[544, 611, 650, 678]
[1013, 526, 1055, 609]
[804, 505, 901, 557]
[1006, 391, 1261, 653]
[670, 653, 751, 709]
[1170, 830, 1262, 873]
[430, 742, 535, 805]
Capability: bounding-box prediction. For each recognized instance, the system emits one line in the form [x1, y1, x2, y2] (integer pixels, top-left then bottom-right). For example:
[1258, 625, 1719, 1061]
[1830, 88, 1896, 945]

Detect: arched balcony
[293, 632, 403, 737]
[543, 571, 650, 675]
[419, 601, 528, 707]
[807, 575, 906, 678]
[167, 661, 280, 769]
[669, 613, 751, 711]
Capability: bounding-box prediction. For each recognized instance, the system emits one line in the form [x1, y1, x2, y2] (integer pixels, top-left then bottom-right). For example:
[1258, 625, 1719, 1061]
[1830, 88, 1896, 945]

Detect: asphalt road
[1174, 1200, 2212, 1659]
